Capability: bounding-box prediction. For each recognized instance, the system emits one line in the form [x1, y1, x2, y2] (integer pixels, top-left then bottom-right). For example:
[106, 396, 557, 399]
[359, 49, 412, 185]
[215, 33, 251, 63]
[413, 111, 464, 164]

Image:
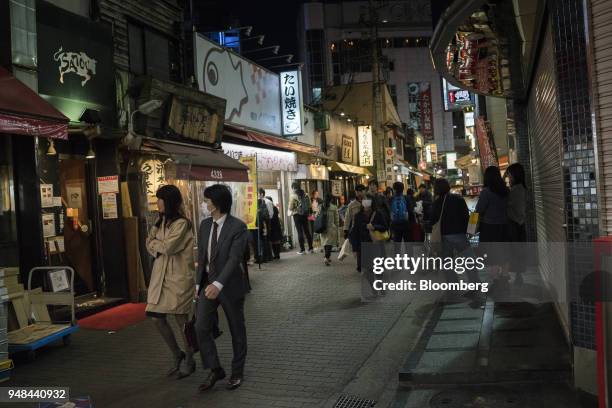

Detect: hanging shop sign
[167, 96, 223, 144]
[279, 70, 304, 136]
[442, 78, 473, 111]
[341, 135, 354, 163]
[358, 126, 373, 167]
[407, 82, 434, 140]
[476, 117, 499, 169]
[331, 180, 343, 197]
[141, 159, 166, 209]
[222, 142, 297, 172]
[238, 156, 258, 230]
[446, 152, 457, 170]
[195, 34, 281, 135]
[37, 1, 115, 124]
[464, 111, 475, 127]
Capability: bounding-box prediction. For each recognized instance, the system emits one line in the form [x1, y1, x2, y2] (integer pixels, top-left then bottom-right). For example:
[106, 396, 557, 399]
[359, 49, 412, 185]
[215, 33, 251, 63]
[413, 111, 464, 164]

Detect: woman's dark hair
[433, 178, 451, 197]
[291, 181, 300, 191]
[505, 163, 526, 188]
[324, 195, 333, 208]
[258, 188, 266, 196]
[483, 166, 509, 197]
[385, 187, 394, 197]
[392, 182, 404, 195]
[266, 196, 274, 203]
[297, 188, 305, 197]
[310, 190, 318, 199]
[156, 185, 187, 227]
[204, 184, 233, 214]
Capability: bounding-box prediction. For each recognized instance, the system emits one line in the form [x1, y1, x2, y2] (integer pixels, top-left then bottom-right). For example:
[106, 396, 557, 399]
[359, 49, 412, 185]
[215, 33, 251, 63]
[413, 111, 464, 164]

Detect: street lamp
[255, 54, 293, 63]
[243, 45, 280, 55]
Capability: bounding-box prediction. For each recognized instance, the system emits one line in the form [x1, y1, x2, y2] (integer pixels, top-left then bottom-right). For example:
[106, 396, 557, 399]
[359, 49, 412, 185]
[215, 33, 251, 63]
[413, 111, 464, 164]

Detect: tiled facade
[549, 0, 599, 349]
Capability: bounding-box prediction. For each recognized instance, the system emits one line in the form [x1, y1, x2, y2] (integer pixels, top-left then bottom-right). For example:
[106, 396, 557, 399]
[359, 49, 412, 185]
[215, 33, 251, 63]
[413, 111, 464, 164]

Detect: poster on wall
[194, 34, 281, 135]
[101, 193, 118, 219]
[331, 180, 343, 197]
[238, 156, 258, 230]
[66, 185, 83, 209]
[42, 213, 56, 238]
[97, 175, 119, 194]
[476, 117, 499, 169]
[40, 184, 54, 208]
[279, 70, 303, 136]
[358, 126, 373, 167]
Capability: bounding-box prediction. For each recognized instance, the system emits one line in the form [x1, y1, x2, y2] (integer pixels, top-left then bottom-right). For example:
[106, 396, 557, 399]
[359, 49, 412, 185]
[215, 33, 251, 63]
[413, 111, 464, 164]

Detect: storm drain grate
[430, 389, 522, 408]
[334, 394, 376, 408]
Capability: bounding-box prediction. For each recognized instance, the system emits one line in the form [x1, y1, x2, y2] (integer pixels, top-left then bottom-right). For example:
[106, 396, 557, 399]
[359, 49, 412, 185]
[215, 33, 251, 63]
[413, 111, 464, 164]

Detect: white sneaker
[297, 251, 305, 255]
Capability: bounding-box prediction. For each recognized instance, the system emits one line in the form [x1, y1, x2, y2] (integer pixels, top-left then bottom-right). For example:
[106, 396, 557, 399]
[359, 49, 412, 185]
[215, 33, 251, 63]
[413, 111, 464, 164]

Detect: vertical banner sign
[407, 82, 434, 141]
[385, 147, 396, 182]
[280, 70, 303, 136]
[331, 180, 343, 197]
[358, 126, 373, 167]
[476, 117, 499, 169]
[420, 83, 434, 140]
[239, 156, 258, 230]
[341, 135, 354, 163]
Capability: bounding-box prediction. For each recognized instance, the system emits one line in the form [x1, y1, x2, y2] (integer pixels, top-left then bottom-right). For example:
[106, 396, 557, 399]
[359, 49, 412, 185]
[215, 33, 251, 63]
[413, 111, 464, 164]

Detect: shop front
[122, 76, 249, 285]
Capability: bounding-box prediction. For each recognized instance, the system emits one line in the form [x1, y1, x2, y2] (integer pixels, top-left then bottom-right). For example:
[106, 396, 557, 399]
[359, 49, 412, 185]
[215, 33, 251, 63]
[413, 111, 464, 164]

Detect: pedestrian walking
[145, 185, 196, 379]
[256, 189, 273, 262]
[266, 196, 283, 260]
[351, 194, 390, 301]
[288, 182, 314, 254]
[430, 179, 480, 287]
[504, 163, 527, 284]
[390, 181, 414, 243]
[475, 166, 509, 282]
[195, 184, 249, 392]
[344, 184, 366, 272]
[417, 183, 433, 235]
[319, 195, 339, 266]
[368, 179, 391, 219]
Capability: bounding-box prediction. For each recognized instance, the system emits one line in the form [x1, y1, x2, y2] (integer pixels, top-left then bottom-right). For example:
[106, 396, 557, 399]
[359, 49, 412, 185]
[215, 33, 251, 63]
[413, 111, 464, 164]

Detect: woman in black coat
[267, 196, 283, 260]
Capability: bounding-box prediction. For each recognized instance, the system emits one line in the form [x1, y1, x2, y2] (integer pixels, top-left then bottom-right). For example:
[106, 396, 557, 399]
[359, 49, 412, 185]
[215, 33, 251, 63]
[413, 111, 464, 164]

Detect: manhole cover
[334, 394, 376, 408]
[430, 389, 522, 408]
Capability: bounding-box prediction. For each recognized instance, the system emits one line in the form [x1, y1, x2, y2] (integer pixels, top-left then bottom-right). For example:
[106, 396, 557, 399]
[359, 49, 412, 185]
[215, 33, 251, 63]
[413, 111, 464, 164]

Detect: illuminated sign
[358, 126, 373, 167]
[280, 70, 304, 136]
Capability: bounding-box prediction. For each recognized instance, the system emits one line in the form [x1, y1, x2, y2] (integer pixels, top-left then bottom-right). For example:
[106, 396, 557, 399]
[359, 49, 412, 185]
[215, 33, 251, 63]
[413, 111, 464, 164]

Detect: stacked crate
[0, 267, 17, 382]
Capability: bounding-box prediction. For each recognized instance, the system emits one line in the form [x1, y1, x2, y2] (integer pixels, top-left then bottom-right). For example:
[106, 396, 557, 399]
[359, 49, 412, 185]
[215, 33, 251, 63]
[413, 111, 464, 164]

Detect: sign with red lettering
[476, 117, 498, 170]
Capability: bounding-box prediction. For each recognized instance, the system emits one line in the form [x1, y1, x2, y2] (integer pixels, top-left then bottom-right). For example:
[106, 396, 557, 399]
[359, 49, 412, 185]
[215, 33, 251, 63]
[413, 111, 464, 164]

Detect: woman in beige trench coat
[146, 185, 196, 379]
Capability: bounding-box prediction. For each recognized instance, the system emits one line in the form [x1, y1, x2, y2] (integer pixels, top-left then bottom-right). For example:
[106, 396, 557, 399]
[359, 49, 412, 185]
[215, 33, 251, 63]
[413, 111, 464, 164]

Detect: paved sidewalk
[6, 251, 415, 408]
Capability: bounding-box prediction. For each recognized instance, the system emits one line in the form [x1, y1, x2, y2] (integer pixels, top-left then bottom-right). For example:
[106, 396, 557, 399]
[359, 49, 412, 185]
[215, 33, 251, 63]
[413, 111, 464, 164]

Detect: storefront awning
[146, 139, 248, 182]
[0, 67, 69, 139]
[331, 161, 372, 176]
[224, 125, 320, 155]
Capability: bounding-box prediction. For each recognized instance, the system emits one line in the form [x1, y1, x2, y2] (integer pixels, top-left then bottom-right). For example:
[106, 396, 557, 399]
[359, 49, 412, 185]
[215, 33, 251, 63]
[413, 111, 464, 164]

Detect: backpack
[298, 195, 311, 216]
[314, 206, 328, 233]
[391, 196, 409, 223]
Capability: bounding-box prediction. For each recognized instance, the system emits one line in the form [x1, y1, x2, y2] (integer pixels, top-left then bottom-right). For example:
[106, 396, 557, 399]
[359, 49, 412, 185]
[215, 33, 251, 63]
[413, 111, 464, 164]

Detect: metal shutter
[591, 0, 612, 234]
[528, 22, 569, 332]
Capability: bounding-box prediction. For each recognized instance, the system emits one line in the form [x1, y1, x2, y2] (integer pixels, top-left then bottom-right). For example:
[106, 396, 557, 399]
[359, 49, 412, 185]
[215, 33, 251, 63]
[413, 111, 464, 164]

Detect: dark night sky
[202, 0, 303, 59]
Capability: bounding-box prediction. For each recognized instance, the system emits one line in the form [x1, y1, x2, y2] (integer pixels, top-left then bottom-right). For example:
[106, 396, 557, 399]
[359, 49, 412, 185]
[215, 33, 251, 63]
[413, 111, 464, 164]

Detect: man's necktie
[209, 221, 218, 275]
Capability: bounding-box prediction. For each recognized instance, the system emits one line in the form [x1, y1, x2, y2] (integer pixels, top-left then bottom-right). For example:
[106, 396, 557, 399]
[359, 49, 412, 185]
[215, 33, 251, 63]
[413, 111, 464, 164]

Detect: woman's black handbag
[314, 209, 328, 233]
[184, 315, 199, 353]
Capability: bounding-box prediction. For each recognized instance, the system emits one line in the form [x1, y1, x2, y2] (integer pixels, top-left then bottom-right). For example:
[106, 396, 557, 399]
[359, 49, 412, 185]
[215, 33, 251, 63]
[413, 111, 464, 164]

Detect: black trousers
[293, 214, 313, 252]
[324, 245, 332, 259]
[196, 292, 247, 376]
[391, 222, 412, 243]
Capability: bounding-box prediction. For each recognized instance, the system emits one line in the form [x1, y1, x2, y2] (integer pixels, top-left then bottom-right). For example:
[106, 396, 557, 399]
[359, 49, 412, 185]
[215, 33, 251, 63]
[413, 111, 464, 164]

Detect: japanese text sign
[280, 70, 303, 136]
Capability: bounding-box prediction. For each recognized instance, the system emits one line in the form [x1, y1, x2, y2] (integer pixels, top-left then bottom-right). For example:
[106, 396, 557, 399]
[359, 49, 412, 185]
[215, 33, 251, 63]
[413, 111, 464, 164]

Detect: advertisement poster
[97, 175, 119, 194]
[40, 184, 54, 208]
[238, 156, 258, 230]
[66, 185, 83, 209]
[476, 117, 499, 169]
[101, 193, 118, 219]
[195, 34, 282, 135]
[42, 213, 56, 238]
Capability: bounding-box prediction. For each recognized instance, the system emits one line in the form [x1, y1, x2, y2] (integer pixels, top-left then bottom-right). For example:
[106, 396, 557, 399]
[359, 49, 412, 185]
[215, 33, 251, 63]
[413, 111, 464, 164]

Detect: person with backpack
[316, 194, 339, 266]
[288, 182, 314, 255]
[390, 182, 414, 243]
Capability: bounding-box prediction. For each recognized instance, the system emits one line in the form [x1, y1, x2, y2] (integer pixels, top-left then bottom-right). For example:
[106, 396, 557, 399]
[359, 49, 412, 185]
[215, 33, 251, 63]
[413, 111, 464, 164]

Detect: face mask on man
[362, 199, 372, 209]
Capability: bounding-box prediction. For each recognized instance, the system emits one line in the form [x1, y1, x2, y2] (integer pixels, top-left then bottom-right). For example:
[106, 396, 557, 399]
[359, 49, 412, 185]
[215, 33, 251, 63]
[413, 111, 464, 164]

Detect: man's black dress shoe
[198, 368, 226, 392]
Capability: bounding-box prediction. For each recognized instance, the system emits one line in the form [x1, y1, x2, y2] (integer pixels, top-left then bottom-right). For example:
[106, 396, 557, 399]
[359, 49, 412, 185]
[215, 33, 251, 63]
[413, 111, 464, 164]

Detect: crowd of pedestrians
[141, 163, 528, 391]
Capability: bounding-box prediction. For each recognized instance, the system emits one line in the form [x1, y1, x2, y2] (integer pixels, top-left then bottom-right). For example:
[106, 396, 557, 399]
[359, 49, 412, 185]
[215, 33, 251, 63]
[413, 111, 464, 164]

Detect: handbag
[467, 212, 479, 235]
[183, 314, 199, 353]
[369, 211, 390, 242]
[338, 238, 351, 261]
[430, 195, 447, 244]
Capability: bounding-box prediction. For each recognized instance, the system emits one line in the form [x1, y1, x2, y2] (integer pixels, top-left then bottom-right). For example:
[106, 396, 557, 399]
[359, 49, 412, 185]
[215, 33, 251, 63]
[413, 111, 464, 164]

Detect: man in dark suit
[195, 184, 248, 392]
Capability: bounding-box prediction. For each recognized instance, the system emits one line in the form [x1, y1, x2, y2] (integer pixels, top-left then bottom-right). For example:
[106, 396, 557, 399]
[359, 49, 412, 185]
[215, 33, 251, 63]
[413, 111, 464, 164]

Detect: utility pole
[369, 0, 386, 186]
